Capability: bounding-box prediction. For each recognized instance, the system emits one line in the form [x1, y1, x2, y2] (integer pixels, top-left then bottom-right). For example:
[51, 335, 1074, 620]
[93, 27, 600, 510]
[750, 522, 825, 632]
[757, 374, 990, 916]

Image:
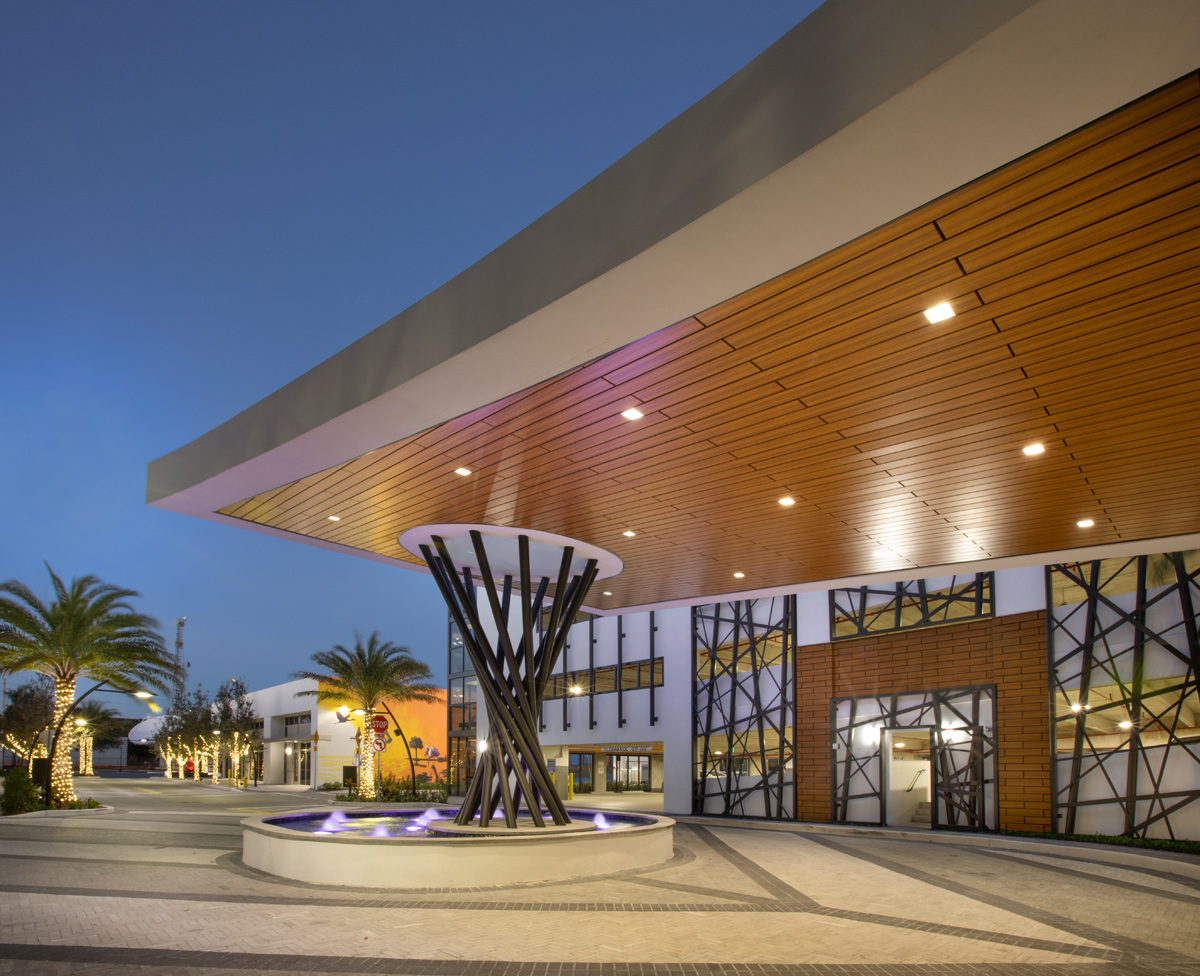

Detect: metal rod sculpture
[420, 530, 599, 827]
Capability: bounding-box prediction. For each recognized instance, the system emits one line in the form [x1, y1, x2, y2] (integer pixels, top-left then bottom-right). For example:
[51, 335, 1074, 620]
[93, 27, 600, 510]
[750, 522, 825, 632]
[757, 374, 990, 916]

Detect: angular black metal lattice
[420, 531, 598, 828]
[829, 573, 993, 641]
[1048, 553, 1200, 839]
[693, 597, 795, 819]
[831, 685, 995, 830]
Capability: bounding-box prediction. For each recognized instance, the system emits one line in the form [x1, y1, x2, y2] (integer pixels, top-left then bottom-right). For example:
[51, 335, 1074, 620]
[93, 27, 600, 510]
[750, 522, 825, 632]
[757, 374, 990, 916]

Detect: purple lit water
[268, 807, 653, 837]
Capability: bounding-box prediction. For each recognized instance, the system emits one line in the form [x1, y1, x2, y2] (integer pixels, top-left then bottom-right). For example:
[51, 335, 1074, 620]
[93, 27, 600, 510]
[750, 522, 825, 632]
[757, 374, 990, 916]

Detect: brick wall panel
[796, 611, 1052, 833]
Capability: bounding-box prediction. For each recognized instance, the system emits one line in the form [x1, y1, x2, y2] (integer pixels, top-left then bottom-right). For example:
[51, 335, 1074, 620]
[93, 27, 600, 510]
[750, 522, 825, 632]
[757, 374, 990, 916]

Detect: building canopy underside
[147, 0, 1200, 613]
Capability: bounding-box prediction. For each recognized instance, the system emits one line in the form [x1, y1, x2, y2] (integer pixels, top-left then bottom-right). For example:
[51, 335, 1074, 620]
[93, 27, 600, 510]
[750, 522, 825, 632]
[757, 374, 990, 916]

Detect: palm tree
[0, 567, 178, 802]
[293, 632, 438, 799]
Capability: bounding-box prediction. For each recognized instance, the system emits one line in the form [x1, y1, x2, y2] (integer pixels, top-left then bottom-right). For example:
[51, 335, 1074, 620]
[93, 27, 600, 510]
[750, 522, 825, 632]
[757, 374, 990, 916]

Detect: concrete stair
[911, 801, 932, 825]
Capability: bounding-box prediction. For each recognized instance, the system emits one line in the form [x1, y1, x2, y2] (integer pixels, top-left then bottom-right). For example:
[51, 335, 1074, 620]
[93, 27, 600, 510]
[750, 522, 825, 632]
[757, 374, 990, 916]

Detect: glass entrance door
[285, 742, 311, 786]
[570, 753, 594, 793]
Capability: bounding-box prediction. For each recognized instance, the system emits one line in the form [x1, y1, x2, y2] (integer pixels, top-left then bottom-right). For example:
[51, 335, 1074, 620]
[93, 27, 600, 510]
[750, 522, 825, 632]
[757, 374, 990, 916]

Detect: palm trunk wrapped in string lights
[358, 726, 377, 799]
[408, 527, 615, 828]
[51, 679, 77, 803]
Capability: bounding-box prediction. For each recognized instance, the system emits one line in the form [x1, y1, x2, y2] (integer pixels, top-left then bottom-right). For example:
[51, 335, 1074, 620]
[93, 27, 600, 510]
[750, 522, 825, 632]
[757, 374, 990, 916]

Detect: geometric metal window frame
[1047, 553, 1200, 840]
[831, 684, 997, 831]
[692, 596, 795, 819]
[829, 572, 994, 641]
[539, 611, 661, 733]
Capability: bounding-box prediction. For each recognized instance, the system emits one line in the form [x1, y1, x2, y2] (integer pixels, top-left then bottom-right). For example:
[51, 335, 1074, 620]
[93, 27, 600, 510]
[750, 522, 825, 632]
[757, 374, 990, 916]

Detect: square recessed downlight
[454, 467, 472, 476]
[622, 530, 636, 537]
[733, 572, 745, 578]
[327, 515, 341, 521]
[621, 407, 644, 420]
[1023, 443, 1045, 456]
[1077, 519, 1094, 528]
[924, 302, 954, 324]
[778, 497, 795, 507]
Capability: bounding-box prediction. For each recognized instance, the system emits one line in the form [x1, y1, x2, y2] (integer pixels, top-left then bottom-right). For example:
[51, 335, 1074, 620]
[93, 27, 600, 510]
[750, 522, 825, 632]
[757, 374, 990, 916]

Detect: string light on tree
[50, 678, 77, 803]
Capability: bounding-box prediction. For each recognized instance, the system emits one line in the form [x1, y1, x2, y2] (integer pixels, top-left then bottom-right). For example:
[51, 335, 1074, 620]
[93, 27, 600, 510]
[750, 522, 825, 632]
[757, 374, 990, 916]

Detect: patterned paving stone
[2, 779, 1199, 975]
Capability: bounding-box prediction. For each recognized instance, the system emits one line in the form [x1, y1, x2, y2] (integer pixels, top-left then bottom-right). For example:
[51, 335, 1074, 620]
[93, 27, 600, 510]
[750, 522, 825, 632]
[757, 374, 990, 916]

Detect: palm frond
[292, 630, 437, 713]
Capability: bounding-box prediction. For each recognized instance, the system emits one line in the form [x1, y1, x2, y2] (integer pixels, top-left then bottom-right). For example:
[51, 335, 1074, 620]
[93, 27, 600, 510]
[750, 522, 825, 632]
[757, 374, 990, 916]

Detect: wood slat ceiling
[219, 73, 1200, 610]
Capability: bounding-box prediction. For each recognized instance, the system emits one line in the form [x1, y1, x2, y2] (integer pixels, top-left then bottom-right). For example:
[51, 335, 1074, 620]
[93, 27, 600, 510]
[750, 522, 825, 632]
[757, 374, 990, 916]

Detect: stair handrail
[905, 768, 926, 793]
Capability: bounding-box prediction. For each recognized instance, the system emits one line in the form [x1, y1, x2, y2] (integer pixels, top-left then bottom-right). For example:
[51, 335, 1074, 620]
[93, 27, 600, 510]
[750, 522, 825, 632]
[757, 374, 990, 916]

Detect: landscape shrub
[1000, 828, 1200, 856]
[335, 774, 449, 804]
[1, 767, 44, 815]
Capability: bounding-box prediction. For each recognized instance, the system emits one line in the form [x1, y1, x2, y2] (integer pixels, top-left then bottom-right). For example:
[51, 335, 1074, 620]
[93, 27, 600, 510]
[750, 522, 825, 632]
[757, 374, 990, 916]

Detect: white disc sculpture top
[398, 523, 623, 582]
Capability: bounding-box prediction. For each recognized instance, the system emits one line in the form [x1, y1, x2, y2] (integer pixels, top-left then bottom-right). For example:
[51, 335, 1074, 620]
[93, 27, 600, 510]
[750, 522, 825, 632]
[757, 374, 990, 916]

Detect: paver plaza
[2, 777, 1199, 975]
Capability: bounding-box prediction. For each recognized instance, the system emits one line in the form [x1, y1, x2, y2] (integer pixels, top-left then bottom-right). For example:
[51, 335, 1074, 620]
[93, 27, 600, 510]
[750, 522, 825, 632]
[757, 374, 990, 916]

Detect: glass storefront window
[283, 713, 310, 737]
[621, 663, 640, 690]
[1049, 553, 1200, 839]
[606, 753, 650, 791]
[592, 666, 616, 694]
[448, 736, 476, 796]
[830, 573, 994, 640]
[542, 660, 663, 699]
[449, 677, 478, 732]
[450, 626, 465, 675]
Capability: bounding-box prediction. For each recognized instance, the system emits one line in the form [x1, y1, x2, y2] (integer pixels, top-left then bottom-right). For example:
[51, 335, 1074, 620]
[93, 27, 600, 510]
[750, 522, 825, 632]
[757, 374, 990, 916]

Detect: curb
[3, 805, 115, 820]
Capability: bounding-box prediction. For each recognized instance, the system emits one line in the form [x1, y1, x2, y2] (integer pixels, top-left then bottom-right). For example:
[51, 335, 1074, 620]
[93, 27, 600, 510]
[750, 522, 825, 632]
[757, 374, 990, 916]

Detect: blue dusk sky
[1, 1, 822, 709]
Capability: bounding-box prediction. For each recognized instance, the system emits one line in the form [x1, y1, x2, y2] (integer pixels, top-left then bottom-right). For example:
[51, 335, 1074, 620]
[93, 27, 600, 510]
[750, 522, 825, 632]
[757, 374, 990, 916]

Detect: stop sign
[370, 715, 389, 731]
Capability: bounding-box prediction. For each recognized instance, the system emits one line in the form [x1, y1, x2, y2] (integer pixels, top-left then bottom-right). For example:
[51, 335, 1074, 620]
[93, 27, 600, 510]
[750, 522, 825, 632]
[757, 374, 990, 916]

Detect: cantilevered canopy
[147, 0, 1200, 612]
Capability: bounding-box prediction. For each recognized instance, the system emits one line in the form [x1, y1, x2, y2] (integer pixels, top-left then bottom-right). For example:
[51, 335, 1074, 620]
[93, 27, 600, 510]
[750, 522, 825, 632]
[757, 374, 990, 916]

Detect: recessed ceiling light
[454, 467, 471, 476]
[1118, 721, 1133, 730]
[873, 549, 887, 559]
[1077, 519, 1094, 528]
[602, 591, 612, 596]
[327, 515, 341, 521]
[621, 407, 644, 421]
[1022, 443, 1045, 456]
[623, 530, 636, 537]
[924, 302, 955, 324]
[778, 497, 795, 507]
[733, 572, 745, 579]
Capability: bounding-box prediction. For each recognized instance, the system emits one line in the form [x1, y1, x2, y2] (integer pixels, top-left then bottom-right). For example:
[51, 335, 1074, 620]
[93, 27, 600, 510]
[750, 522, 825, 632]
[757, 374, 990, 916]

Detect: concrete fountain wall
[242, 808, 675, 887]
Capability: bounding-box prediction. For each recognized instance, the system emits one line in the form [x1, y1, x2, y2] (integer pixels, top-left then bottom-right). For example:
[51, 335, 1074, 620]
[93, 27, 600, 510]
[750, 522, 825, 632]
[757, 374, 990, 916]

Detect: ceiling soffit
[219, 73, 1200, 611]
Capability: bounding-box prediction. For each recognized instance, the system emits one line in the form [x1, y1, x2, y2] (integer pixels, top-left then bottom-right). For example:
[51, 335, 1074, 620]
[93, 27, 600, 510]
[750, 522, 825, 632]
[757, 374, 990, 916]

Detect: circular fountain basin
[242, 806, 675, 887]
